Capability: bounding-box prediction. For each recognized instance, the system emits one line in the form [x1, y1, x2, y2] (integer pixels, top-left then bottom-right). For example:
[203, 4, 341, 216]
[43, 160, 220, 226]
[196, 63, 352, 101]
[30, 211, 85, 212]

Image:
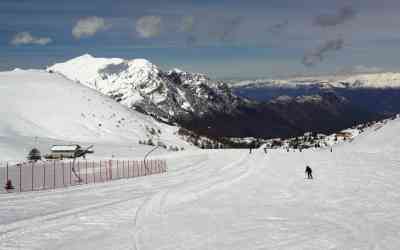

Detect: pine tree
[27, 148, 41, 161]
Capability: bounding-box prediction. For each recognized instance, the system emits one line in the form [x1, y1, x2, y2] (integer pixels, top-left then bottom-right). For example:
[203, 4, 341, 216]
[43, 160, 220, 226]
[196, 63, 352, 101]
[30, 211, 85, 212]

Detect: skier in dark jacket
[305, 166, 313, 179]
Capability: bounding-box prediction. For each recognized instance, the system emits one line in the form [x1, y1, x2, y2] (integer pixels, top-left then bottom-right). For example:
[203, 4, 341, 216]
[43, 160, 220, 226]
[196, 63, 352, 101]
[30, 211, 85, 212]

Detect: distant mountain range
[232, 73, 400, 116]
[233, 72, 400, 89]
[48, 55, 385, 140]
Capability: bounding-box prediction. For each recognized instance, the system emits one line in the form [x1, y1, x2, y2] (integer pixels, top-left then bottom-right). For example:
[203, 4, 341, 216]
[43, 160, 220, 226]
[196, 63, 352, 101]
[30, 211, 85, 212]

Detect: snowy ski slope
[0, 69, 191, 160]
[1, 117, 400, 249]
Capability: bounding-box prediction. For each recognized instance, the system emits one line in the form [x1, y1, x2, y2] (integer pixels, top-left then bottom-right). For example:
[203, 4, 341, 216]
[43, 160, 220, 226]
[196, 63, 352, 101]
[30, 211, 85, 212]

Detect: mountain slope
[0, 69, 191, 160]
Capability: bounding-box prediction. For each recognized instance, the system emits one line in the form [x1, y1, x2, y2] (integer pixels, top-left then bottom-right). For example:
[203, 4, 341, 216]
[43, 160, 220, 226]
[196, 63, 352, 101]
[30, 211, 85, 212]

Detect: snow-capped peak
[48, 54, 124, 84]
[48, 54, 165, 108]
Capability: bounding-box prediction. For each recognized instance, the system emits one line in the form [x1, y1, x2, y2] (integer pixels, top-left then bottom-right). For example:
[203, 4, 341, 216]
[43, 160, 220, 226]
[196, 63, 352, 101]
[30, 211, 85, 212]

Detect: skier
[249, 147, 252, 154]
[264, 147, 267, 154]
[305, 166, 313, 179]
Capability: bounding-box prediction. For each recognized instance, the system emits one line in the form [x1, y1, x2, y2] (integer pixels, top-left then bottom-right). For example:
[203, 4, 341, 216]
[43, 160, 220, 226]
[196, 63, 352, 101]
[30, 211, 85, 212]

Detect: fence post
[19, 164, 22, 192]
[53, 161, 56, 189]
[43, 164, 46, 189]
[109, 160, 112, 180]
[93, 161, 95, 183]
[99, 160, 102, 182]
[121, 160, 124, 178]
[105, 160, 108, 180]
[127, 160, 130, 178]
[6, 162, 8, 184]
[69, 161, 72, 185]
[77, 161, 80, 181]
[31, 162, 34, 191]
[62, 161, 65, 186]
[116, 160, 119, 179]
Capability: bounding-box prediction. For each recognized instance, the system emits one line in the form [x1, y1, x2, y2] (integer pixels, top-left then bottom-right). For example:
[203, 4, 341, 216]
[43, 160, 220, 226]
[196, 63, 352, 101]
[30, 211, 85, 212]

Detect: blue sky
[1, 0, 400, 79]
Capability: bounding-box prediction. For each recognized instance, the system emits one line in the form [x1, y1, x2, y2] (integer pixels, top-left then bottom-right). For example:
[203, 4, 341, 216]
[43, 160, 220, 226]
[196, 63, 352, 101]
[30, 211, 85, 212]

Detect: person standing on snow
[305, 166, 313, 179]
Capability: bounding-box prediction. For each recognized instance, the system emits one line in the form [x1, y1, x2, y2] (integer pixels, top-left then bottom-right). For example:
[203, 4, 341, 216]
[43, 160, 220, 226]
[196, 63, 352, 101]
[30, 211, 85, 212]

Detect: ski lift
[71, 145, 94, 182]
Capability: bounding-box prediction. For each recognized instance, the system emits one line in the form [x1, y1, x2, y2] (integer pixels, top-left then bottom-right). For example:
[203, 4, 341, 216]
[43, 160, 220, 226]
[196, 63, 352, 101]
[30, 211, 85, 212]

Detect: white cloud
[136, 16, 162, 38]
[10, 32, 52, 46]
[72, 16, 108, 39]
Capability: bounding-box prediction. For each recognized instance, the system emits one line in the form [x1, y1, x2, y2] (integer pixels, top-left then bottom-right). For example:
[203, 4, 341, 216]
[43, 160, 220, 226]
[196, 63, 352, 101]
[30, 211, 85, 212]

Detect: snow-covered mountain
[0, 69, 191, 160]
[46, 55, 382, 140]
[48, 54, 242, 123]
[234, 72, 400, 89]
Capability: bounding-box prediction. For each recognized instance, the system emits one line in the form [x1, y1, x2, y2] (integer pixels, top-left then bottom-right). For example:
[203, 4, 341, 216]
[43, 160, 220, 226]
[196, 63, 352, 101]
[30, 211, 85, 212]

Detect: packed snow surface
[1, 117, 400, 249]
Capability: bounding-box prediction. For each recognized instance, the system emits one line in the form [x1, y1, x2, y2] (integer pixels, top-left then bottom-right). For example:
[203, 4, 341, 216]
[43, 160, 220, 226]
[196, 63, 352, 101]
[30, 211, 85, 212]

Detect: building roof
[51, 145, 80, 152]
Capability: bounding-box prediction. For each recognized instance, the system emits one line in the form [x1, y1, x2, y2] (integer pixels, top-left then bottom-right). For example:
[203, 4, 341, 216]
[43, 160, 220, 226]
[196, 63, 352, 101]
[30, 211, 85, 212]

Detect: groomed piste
[1, 117, 400, 249]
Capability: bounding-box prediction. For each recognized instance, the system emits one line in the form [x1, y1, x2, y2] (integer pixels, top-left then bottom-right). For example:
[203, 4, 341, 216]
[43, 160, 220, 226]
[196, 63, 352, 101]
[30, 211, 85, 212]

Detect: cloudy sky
[1, 0, 400, 79]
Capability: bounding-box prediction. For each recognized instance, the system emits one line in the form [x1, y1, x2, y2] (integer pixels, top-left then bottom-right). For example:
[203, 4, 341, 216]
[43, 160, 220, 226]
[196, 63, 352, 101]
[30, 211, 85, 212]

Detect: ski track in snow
[2, 124, 400, 249]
